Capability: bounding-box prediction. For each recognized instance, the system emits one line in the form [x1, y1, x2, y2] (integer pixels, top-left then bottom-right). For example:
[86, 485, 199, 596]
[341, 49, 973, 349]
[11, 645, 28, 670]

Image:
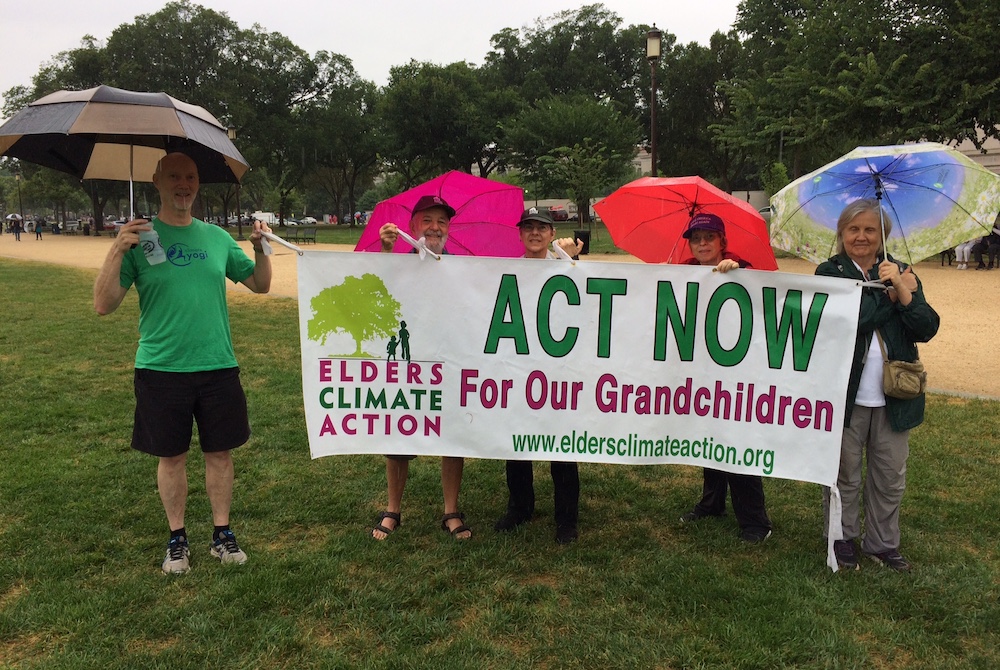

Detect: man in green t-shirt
[94, 152, 272, 575]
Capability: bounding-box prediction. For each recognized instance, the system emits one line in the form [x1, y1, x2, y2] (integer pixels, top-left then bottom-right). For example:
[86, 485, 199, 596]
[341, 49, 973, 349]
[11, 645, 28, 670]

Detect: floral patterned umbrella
[770, 142, 1000, 264]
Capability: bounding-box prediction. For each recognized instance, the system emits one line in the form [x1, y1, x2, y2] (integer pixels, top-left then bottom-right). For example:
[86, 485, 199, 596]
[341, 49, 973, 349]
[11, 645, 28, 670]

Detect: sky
[1, 0, 741, 112]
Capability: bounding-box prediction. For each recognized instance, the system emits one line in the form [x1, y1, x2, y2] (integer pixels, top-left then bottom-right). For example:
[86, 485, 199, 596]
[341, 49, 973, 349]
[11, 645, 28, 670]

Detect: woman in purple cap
[676, 213, 774, 544]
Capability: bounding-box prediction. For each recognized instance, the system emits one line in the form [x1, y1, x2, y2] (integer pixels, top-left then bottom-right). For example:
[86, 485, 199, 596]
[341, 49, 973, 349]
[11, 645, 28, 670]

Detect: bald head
[153, 152, 200, 222]
[154, 152, 198, 180]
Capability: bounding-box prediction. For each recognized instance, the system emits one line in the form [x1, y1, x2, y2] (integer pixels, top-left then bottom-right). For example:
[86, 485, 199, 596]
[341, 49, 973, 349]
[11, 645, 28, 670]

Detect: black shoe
[833, 539, 860, 571]
[680, 509, 722, 523]
[494, 511, 531, 532]
[865, 549, 911, 572]
[556, 525, 578, 544]
[739, 528, 772, 544]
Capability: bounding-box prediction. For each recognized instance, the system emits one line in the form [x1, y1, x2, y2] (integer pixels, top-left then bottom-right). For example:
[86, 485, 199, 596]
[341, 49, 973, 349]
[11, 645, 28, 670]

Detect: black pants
[693, 468, 771, 533]
[972, 242, 1000, 268]
[504, 460, 579, 529]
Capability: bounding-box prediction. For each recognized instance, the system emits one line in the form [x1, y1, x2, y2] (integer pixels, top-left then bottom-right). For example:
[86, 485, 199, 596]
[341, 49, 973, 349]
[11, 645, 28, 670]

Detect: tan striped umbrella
[0, 85, 248, 184]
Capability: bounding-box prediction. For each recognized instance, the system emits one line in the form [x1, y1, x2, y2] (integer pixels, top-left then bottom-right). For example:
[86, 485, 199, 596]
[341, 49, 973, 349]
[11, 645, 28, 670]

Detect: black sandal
[441, 512, 472, 540]
[372, 511, 401, 539]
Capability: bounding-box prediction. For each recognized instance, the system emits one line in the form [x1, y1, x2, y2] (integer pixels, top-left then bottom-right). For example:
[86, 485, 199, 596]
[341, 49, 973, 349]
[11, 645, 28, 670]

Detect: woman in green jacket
[816, 199, 939, 572]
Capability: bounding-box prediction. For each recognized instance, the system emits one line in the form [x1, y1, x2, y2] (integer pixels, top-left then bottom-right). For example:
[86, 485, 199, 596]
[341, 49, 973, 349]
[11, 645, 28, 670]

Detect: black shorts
[132, 367, 251, 458]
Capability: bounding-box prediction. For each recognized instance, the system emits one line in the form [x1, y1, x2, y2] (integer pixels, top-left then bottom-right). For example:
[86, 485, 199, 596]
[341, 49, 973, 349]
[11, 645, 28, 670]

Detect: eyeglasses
[519, 223, 553, 232]
[689, 231, 719, 243]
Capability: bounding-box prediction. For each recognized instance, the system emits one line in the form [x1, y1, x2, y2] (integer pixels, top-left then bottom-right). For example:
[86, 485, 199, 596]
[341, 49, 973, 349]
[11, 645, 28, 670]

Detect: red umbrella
[354, 171, 525, 257]
[594, 176, 778, 270]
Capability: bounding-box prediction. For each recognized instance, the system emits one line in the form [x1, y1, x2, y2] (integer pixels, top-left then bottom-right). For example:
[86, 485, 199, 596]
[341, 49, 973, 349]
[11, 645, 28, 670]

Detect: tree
[20, 170, 89, 223]
[103, 1, 240, 100]
[483, 4, 646, 113]
[656, 32, 751, 190]
[381, 61, 516, 178]
[722, 0, 1000, 181]
[308, 274, 402, 357]
[504, 95, 638, 222]
[300, 54, 382, 222]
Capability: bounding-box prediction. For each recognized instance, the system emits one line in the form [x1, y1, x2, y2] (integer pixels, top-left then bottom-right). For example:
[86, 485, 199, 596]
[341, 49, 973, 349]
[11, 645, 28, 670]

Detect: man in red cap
[371, 194, 471, 540]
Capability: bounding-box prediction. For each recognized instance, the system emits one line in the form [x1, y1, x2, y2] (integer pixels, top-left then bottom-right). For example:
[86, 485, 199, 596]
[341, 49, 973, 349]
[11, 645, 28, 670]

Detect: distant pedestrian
[35, 217, 45, 240]
[12, 219, 22, 241]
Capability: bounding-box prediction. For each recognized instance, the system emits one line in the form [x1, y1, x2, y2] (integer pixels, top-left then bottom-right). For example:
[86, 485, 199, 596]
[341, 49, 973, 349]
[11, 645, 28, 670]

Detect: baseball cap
[412, 194, 456, 218]
[683, 213, 726, 238]
[518, 208, 554, 227]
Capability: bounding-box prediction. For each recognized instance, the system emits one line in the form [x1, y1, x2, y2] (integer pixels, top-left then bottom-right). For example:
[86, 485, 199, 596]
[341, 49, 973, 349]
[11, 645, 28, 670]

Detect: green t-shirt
[120, 217, 256, 372]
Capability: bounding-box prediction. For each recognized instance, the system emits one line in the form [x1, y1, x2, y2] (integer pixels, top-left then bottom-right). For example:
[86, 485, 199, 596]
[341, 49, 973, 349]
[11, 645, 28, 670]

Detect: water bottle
[139, 228, 167, 265]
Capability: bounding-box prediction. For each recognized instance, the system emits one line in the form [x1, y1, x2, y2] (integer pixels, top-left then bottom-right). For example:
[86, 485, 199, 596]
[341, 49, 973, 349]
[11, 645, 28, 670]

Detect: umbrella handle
[860, 280, 888, 291]
[261, 231, 303, 256]
[396, 229, 441, 260]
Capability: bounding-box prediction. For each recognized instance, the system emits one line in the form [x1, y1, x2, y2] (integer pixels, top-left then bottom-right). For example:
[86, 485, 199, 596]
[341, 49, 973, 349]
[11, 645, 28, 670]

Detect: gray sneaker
[162, 536, 191, 575]
[210, 529, 248, 565]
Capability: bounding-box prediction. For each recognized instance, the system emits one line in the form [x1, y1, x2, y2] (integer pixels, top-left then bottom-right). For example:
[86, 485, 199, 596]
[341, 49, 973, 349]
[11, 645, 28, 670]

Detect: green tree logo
[308, 274, 402, 357]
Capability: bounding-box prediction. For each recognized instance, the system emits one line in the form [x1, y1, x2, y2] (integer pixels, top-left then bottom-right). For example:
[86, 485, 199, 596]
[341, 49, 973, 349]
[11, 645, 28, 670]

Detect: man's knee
[204, 450, 233, 468]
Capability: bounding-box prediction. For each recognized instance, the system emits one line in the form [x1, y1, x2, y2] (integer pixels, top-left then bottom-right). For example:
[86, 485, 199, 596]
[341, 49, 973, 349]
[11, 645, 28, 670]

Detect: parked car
[285, 218, 301, 226]
[301, 216, 318, 224]
[548, 205, 569, 221]
[758, 206, 773, 223]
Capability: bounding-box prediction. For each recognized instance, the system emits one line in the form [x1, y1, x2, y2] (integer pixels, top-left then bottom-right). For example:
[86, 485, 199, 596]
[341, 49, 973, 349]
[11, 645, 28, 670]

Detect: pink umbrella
[354, 171, 525, 257]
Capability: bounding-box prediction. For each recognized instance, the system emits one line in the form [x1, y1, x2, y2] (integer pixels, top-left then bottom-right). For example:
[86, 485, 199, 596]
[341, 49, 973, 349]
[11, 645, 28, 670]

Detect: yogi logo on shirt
[166, 243, 209, 266]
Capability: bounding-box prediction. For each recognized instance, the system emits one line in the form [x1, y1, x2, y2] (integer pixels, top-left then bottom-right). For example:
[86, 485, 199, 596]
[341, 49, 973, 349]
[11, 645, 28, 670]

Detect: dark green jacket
[815, 253, 940, 431]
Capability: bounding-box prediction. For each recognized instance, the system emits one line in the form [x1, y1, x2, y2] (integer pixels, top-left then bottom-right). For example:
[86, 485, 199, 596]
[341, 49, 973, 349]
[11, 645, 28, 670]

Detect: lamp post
[646, 25, 662, 177]
[228, 128, 245, 240]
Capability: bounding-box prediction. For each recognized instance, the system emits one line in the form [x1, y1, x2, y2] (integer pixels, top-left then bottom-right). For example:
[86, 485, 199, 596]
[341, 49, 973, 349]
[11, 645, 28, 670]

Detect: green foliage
[299, 55, 382, 218]
[506, 95, 638, 221]
[307, 273, 401, 356]
[2, 258, 1000, 669]
[381, 61, 517, 179]
[725, 0, 1000, 180]
[6, 0, 1000, 209]
[659, 32, 750, 189]
[483, 5, 645, 114]
[760, 161, 790, 197]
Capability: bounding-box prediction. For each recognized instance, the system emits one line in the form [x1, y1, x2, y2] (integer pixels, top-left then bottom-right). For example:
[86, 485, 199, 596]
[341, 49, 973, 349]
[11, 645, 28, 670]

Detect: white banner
[297, 251, 862, 487]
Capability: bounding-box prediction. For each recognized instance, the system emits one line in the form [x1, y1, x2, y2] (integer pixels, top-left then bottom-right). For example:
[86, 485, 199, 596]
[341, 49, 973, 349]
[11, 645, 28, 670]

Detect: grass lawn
[1, 258, 998, 669]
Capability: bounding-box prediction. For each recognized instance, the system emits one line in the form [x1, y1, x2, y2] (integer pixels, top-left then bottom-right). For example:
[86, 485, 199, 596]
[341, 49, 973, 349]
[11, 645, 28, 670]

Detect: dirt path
[3, 231, 996, 398]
